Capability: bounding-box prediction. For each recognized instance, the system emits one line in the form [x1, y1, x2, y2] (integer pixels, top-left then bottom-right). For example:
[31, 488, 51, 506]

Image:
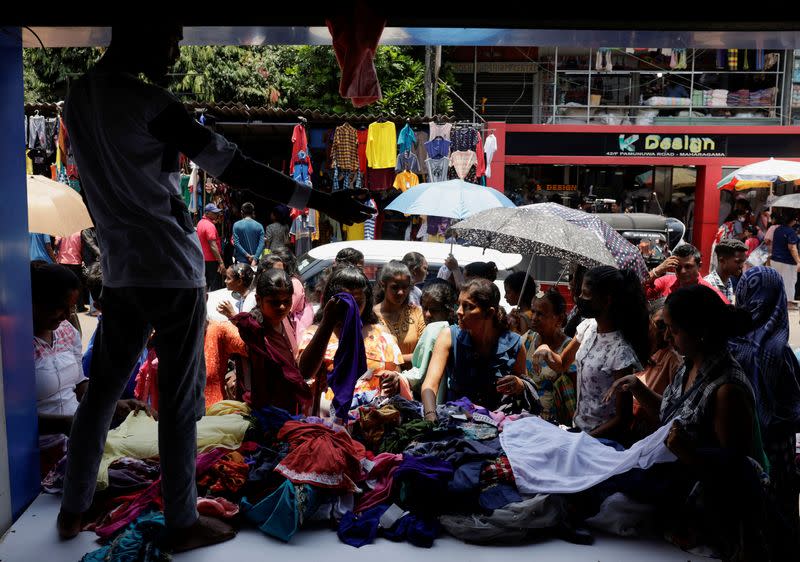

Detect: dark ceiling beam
[6, 17, 800, 31]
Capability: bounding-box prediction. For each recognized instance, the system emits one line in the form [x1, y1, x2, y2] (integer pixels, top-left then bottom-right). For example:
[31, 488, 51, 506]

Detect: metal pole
[689, 48, 696, 120]
[517, 257, 536, 309]
[424, 46, 433, 117]
[434, 46, 442, 113]
[552, 46, 558, 123]
[587, 47, 593, 124]
[473, 46, 478, 119]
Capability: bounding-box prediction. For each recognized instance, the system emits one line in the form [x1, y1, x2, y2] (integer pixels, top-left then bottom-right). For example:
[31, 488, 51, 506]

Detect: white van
[297, 240, 523, 308]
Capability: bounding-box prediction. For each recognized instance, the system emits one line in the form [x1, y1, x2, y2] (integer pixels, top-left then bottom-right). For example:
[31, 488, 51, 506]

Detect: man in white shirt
[57, 24, 373, 552]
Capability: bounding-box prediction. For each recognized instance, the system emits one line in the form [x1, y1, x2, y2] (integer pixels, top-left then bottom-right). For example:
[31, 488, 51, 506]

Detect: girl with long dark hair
[260, 247, 314, 335]
[374, 260, 426, 366]
[421, 278, 539, 418]
[532, 265, 650, 442]
[298, 266, 407, 412]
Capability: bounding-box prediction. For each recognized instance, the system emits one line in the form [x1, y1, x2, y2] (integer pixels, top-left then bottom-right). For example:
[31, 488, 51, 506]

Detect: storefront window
[542, 48, 787, 125]
[504, 164, 690, 217]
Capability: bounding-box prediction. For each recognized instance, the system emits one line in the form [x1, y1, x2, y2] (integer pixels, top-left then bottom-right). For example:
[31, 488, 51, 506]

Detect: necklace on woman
[382, 304, 411, 341]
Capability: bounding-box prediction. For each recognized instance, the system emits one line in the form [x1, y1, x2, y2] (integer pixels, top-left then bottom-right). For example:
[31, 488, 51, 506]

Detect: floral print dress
[573, 319, 641, 432]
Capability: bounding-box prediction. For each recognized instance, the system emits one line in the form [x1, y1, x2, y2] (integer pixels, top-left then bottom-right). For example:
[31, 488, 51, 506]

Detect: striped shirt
[660, 350, 757, 453]
[364, 199, 377, 240]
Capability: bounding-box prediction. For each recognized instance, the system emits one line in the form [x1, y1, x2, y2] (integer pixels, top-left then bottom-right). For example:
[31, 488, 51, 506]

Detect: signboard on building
[534, 184, 577, 191]
[609, 134, 725, 157]
[506, 131, 800, 159]
[449, 62, 539, 74]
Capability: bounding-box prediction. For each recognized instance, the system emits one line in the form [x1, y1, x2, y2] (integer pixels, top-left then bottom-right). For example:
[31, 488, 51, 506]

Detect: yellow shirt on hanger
[393, 171, 420, 192]
[366, 122, 398, 169]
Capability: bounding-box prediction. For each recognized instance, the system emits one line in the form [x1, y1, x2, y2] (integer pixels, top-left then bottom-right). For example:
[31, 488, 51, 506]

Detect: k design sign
[608, 134, 725, 157]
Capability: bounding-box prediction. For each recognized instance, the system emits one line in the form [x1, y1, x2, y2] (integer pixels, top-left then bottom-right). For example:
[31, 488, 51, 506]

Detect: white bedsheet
[500, 416, 676, 494]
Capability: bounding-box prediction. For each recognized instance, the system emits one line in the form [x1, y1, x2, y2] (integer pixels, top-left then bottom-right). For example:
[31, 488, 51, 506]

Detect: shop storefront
[485, 123, 800, 271]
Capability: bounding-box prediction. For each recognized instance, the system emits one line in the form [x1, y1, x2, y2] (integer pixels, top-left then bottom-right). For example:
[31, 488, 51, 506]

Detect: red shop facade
[484, 123, 800, 273]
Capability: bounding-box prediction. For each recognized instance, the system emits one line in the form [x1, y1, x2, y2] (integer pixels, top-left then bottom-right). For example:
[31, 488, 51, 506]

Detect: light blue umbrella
[385, 179, 516, 219]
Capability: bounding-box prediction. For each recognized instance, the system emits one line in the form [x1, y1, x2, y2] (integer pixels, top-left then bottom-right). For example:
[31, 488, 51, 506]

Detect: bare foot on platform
[57, 509, 82, 539]
[168, 515, 237, 553]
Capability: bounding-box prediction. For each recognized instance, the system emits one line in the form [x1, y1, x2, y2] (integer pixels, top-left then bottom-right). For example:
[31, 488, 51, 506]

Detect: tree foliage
[23, 45, 457, 116]
[275, 45, 455, 116]
[23, 48, 103, 103]
[171, 46, 283, 106]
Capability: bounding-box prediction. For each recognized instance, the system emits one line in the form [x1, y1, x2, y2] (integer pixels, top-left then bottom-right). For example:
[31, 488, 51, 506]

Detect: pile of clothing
[726, 88, 777, 108]
[49, 396, 683, 559]
[703, 89, 730, 107]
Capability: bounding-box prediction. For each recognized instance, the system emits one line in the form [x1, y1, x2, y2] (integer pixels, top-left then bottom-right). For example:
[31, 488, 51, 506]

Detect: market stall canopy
[451, 207, 616, 269]
[717, 158, 800, 191]
[385, 179, 515, 220]
[27, 175, 93, 238]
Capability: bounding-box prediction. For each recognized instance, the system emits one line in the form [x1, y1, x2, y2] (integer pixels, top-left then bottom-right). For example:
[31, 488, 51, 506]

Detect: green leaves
[171, 46, 284, 106]
[23, 47, 102, 103]
[23, 45, 457, 116]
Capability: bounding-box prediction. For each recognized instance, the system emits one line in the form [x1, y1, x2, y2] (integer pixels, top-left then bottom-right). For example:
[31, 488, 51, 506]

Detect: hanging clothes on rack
[45, 118, 58, 155]
[393, 171, 419, 192]
[28, 113, 46, 149]
[475, 132, 486, 178]
[332, 123, 360, 171]
[429, 122, 452, 140]
[395, 150, 420, 174]
[426, 157, 450, 183]
[365, 168, 395, 192]
[290, 123, 313, 176]
[450, 127, 478, 152]
[27, 147, 49, 176]
[292, 151, 311, 184]
[448, 150, 478, 182]
[290, 210, 316, 255]
[716, 49, 726, 69]
[397, 123, 416, 153]
[755, 49, 765, 71]
[366, 121, 397, 169]
[332, 166, 361, 191]
[483, 134, 498, 178]
[366, 121, 397, 192]
[728, 49, 739, 71]
[413, 131, 429, 179]
[595, 48, 613, 72]
[424, 136, 451, 160]
[357, 128, 369, 175]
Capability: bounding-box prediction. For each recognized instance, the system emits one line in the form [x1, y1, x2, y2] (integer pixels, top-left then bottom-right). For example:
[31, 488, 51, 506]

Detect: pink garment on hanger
[326, 4, 387, 107]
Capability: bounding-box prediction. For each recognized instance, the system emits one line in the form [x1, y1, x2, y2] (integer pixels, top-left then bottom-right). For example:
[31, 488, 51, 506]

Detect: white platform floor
[0, 493, 710, 562]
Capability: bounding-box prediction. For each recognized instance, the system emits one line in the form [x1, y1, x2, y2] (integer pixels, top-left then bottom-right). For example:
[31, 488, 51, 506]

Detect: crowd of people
[22, 24, 800, 561]
[32, 230, 800, 558]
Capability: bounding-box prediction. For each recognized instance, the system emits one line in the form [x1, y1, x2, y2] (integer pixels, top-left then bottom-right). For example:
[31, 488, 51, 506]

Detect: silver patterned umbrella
[451, 207, 617, 268]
